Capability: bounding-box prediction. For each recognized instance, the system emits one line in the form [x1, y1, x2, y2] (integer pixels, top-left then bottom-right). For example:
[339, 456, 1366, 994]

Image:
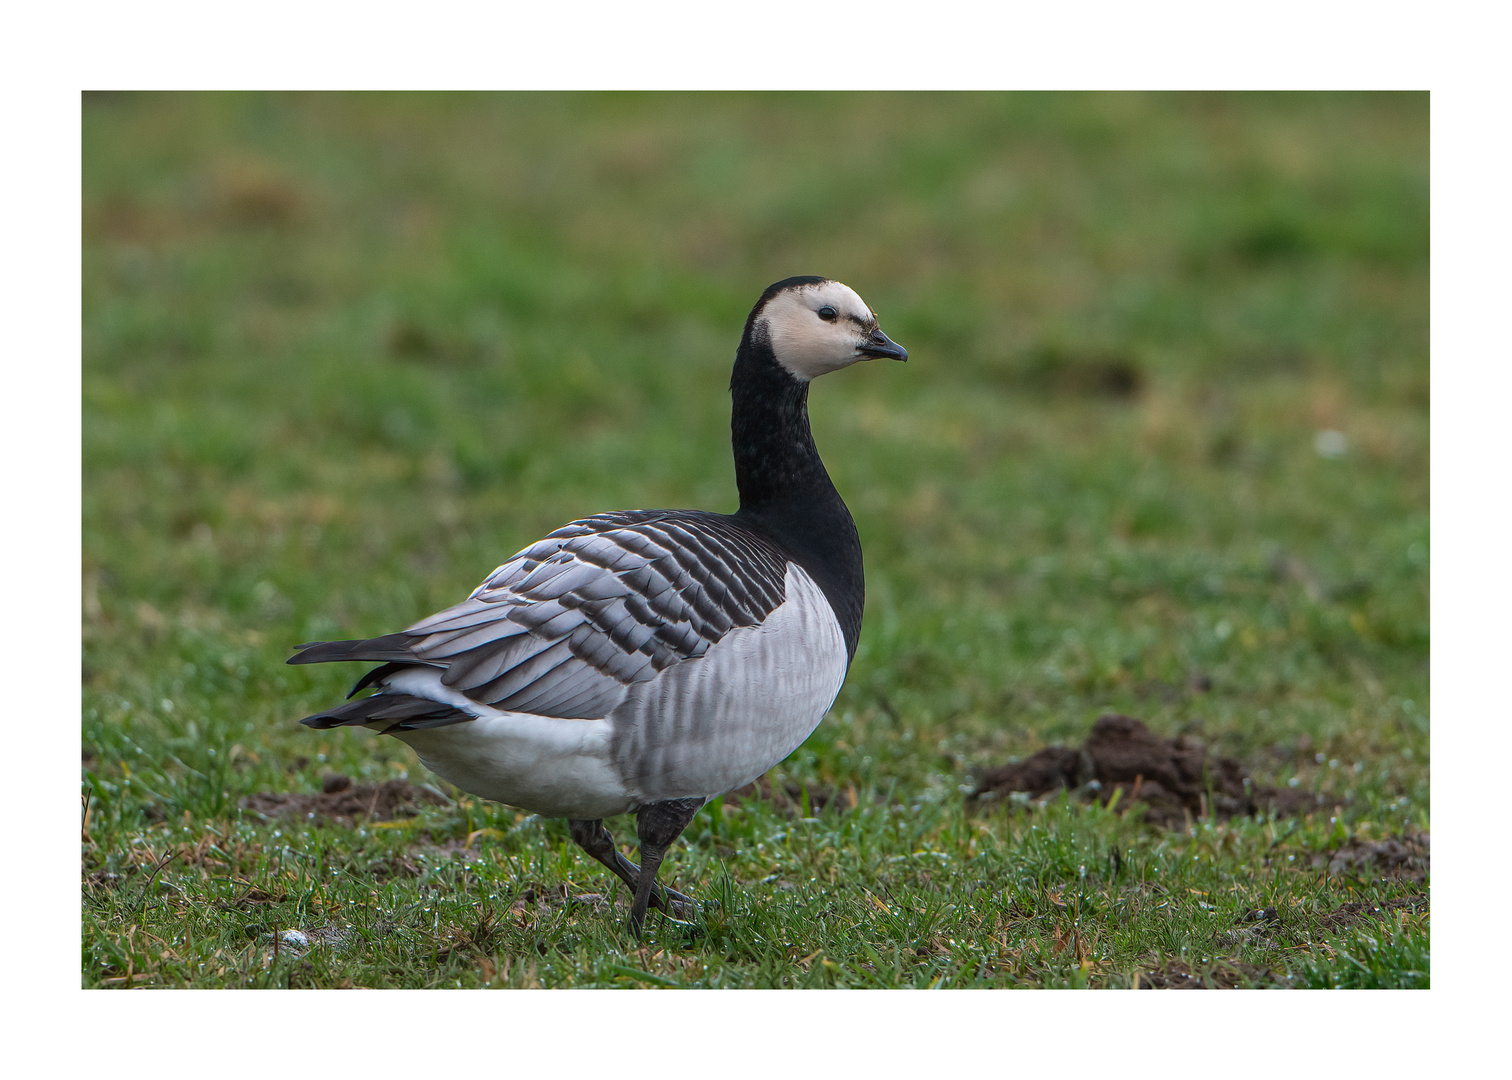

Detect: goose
[289, 276, 907, 935]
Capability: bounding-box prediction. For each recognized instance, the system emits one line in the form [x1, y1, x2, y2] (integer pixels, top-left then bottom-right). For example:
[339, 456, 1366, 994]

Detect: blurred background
[82, 92, 1427, 825]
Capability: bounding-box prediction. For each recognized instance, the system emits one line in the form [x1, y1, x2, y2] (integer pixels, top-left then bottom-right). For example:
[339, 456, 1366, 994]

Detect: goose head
[750, 277, 907, 382]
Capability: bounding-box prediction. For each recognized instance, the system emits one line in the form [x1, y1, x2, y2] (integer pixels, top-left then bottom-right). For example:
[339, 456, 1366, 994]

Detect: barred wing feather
[293, 511, 790, 723]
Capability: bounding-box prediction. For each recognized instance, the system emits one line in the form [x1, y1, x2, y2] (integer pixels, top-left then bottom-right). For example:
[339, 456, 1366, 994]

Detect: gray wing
[292, 510, 790, 721]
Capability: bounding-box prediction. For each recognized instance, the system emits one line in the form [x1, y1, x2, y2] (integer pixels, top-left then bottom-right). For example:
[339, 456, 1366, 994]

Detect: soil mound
[242, 775, 450, 824]
[969, 714, 1333, 827]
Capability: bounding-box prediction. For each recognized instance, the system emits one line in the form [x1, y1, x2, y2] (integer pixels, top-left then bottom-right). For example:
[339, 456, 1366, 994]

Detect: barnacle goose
[289, 276, 907, 935]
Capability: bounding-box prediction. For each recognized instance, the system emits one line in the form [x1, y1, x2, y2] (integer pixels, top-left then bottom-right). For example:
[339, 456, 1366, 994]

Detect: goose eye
[817, 306, 838, 322]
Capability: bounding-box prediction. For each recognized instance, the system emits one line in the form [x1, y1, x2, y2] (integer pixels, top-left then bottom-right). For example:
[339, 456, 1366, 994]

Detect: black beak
[858, 326, 908, 362]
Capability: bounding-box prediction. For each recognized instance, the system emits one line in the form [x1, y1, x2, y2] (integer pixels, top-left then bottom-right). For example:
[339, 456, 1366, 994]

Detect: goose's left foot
[628, 798, 706, 937]
[568, 816, 699, 921]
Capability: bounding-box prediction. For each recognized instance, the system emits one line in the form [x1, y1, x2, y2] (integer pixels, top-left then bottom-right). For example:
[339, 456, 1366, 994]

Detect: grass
[82, 91, 1428, 988]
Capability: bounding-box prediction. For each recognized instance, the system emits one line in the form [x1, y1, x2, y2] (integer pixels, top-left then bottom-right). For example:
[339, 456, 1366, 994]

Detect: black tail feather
[298, 692, 473, 734]
[348, 662, 405, 699]
[287, 633, 419, 666]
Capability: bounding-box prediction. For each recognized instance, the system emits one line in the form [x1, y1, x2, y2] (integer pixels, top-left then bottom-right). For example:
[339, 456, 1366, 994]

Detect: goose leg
[628, 798, 705, 937]
[567, 818, 695, 916]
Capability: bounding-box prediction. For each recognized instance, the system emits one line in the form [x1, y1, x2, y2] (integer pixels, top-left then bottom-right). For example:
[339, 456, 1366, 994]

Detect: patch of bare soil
[1216, 887, 1429, 949]
[968, 714, 1336, 827]
[1317, 893, 1428, 930]
[1135, 959, 1289, 989]
[413, 834, 489, 862]
[722, 775, 856, 816]
[510, 882, 611, 909]
[503, 883, 614, 932]
[1314, 832, 1429, 884]
[363, 853, 424, 881]
[241, 775, 450, 824]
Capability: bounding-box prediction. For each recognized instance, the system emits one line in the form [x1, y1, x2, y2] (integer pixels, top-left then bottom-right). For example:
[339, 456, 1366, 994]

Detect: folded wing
[290, 510, 790, 725]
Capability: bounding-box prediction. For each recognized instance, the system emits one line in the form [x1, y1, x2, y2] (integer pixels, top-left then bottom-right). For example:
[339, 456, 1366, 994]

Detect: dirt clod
[972, 746, 1085, 799]
[242, 778, 449, 824]
[969, 713, 1337, 828]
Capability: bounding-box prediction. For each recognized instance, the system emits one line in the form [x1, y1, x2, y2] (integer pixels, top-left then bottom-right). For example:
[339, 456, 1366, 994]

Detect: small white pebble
[1314, 429, 1348, 458]
[278, 930, 309, 948]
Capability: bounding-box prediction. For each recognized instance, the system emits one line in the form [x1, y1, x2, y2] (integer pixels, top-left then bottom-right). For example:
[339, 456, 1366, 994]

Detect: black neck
[729, 334, 864, 660]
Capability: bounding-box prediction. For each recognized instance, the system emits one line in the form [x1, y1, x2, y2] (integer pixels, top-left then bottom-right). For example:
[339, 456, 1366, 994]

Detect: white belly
[397, 714, 636, 819]
[381, 668, 636, 819]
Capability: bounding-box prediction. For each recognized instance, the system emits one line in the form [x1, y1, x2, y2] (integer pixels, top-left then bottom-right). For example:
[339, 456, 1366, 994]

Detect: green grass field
[82, 92, 1428, 988]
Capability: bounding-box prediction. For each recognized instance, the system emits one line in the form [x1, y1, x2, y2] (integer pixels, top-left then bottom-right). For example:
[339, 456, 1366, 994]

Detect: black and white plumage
[289, 276, 907, 934]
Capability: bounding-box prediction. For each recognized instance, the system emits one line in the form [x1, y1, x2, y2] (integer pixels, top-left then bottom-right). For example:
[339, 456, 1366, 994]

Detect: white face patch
[757, 280, 882, 381]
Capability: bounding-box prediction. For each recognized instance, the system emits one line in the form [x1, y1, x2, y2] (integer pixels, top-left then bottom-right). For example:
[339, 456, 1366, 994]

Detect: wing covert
[397, 510, 790, 719]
